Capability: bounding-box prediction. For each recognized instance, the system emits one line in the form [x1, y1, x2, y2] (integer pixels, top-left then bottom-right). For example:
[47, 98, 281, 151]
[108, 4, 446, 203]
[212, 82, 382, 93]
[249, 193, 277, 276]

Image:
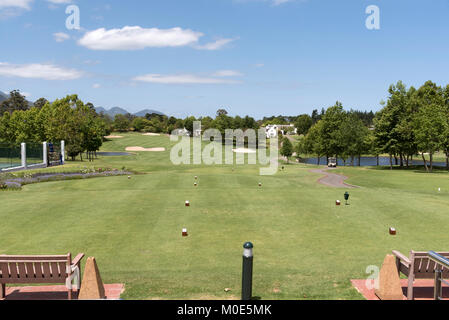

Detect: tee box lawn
[1, 132, 449, 299]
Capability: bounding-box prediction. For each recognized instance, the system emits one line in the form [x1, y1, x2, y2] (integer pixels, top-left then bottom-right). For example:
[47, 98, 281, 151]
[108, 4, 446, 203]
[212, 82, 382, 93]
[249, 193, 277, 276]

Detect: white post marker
[182, 228, 188, 237]
[185, 200, 190, 207]
[21, 142, 27, 169]
[60, 140, 65, 165]
[42, 142, 48, 167]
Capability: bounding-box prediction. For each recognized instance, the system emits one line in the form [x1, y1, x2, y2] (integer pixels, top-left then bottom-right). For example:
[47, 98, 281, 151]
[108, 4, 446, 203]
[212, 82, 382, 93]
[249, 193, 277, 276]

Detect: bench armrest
[392, 250, 411, 265]
[71, 253, 85, 267]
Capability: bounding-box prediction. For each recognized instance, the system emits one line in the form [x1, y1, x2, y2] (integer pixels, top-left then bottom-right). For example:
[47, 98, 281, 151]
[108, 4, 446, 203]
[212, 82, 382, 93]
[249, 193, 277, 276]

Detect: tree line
[0, 93, 109, 161]
[296, 102, 370, 166]
[295, 80, 449, 172]
[108, 108, 259, 135]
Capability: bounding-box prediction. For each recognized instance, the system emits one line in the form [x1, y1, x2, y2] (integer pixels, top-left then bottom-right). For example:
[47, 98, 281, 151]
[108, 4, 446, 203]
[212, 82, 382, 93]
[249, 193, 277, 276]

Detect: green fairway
[1, 132, 449, 300]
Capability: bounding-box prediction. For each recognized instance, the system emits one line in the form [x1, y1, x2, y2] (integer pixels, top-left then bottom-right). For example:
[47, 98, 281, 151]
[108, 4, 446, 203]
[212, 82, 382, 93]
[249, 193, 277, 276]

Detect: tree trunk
[406, 155, 409, 168]
[400, 154, 404, 167]
[422, 153, 429, 172]
[446, 151, 449, 171]
[351, 156, 354, 166]
[445, 151, 449, 170]
[394, 155, 398, 165]
[317, 155, 320, 166]
[376, 155, 379, 166]
[358, 154, 361, 166]
[430, 153, 433, 173]
[389, 154, 393, 170]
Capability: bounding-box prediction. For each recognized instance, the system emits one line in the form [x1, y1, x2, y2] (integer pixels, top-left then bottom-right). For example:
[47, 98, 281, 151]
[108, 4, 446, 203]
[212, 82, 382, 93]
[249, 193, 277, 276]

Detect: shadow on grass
[363, 165, 449, 174]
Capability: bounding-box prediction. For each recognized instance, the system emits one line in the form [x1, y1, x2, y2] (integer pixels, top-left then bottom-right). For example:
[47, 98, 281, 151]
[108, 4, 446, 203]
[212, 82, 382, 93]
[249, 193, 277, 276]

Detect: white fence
[0, 140, 65, 173]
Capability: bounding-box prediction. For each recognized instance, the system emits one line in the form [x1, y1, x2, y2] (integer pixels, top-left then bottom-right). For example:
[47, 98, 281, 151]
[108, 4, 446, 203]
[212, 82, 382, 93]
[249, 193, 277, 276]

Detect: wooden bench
[393, 250, 449, 300]
[0, 253, 84, 300]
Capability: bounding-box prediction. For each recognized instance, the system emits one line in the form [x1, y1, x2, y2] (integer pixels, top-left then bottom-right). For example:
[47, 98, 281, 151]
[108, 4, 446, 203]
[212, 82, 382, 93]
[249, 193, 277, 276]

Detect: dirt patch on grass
[125, 146, 166, 152]
[309, 168, 359, 188]
[105, 135, 124, 139]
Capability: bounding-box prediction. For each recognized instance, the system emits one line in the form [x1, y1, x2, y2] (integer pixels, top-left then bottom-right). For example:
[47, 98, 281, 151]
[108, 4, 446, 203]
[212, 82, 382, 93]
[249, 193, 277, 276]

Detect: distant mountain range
[0, 91, 9, 103]
[0, 90, 34, 106]
[95, 106, 165, 118]
[0, 91, 165, 117]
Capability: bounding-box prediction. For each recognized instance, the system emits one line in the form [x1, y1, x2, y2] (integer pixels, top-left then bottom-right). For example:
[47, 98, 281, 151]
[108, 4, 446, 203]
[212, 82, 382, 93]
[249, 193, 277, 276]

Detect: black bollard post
[344, 191, 350, 205]
[241, 242, 254, 300]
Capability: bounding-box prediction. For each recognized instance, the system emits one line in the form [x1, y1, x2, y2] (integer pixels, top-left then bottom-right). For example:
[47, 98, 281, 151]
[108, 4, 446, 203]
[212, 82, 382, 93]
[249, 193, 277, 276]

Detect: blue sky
[1, 0, 449, 118]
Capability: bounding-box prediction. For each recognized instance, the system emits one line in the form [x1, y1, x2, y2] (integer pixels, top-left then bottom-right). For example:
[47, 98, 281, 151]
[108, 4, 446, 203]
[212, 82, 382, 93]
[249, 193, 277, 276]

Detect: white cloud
[0, 62, 84, 80]
[53, 32, 70, 42]
[213, 70, 244, 77]
[254, 63, 265, 68]
[47, 0, 72, 4]
[133, 74, 241, 85]
[234, 0, 296, 6]
[272, 0, 292, 5]
[78, 26, 203, 51]
[194, 38, 236, 51]
[92, 83, 101, 89]
[0, 0, 33, 9]
[78, 26, 237, 51]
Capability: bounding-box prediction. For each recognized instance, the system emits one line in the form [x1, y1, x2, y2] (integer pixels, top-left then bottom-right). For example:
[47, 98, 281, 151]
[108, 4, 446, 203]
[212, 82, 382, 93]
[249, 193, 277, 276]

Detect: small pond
[94, 152, 132, 157]
[301, 156, 447, 167]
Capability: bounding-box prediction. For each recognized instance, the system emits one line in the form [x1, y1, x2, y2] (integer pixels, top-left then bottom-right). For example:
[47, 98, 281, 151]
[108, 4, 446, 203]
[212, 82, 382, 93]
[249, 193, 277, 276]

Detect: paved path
[309, 168, 358, 188]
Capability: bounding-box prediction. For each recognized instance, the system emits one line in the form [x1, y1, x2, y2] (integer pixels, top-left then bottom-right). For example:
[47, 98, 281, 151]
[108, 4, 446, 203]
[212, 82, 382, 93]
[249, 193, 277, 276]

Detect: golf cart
[328, 157, 337, 168]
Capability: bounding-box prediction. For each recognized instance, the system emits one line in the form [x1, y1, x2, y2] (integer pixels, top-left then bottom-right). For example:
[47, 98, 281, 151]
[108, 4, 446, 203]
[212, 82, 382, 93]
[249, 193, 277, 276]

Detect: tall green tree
[280, 137, 293, 163]
[113, 114, 130, 132]
[295, 114, 313, 135]
[412, 81, 447, 172]
[0, 90, 29, 115]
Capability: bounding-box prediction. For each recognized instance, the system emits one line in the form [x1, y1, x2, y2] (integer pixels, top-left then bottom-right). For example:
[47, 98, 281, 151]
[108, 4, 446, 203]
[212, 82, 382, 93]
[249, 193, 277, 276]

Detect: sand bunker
[142, 133, 161, 136]
[125, 146, 165, 152]
[232, 148, 257, 154]
[105, 135, 124, 139]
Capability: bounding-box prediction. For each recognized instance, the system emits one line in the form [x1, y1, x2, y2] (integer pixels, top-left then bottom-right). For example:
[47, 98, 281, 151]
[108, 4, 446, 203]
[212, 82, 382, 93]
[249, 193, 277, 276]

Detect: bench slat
[34, 262, 43, 278]
[59, 262, 67, 278]
[0, 278, 65, 284]
[0, 255, 68, 260]
[51, 262, 60, 278]
[0, 263, 9, 279]
[0, 260, 68, 263]
[428, 259, 436, 273]
[17, 263, 27, 279]
[9, 263, 18, 278]
[25, 262, 34, 279]
[42, 263, 51, 279]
